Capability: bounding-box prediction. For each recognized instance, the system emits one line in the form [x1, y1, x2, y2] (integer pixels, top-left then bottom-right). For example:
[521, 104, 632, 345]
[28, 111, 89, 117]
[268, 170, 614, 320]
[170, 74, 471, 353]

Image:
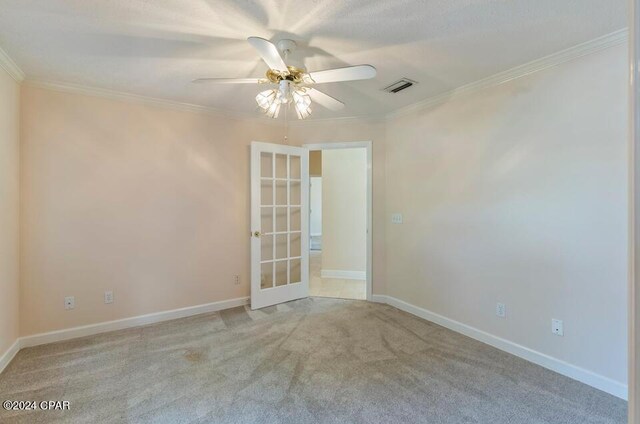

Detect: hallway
[309, 251, 366, 300]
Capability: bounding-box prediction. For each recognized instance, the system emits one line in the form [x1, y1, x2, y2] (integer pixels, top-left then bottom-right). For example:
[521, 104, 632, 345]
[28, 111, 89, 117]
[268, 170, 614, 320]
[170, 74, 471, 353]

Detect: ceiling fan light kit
[292, 90, 312, 119]
[255, 80, 312, 120]
[193, 37, 377, 120]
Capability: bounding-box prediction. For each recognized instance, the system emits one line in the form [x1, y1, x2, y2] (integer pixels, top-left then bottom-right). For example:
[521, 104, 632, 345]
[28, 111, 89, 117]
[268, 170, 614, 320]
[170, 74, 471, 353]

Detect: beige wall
[0, 67, 20, 357]
[19, 85, 282, 336]
[321, 148, 367, 273]
[17, 86, 388, 336]
[288, 118, 386, 295]
[385, 44, 628, 384]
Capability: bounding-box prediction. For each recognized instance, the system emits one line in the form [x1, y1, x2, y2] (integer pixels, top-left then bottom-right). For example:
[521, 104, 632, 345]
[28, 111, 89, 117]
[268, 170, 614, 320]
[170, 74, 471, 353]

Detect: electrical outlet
[496, 302, 506, 318]
[104, 290, 113, 304]
[391, 213, 403, 224]
[233, 275, 240, 285]
[552, 319, 564, 336]
[64, 296, 75, 310]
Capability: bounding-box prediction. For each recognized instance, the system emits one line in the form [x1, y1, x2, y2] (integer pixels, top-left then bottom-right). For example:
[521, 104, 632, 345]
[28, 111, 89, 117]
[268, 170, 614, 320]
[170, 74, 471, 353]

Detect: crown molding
[386, 28, 629, 120]
[20, 28, 627, 124]
[288, 114, 384, 125]
[0, 45, 25, 82]
[24, 78, 375, 125]
[23, 79, 283, 126]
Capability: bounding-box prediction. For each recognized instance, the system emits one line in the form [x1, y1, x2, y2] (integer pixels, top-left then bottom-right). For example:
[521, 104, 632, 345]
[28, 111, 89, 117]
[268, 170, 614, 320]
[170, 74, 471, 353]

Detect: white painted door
[251, 142, 309, 309]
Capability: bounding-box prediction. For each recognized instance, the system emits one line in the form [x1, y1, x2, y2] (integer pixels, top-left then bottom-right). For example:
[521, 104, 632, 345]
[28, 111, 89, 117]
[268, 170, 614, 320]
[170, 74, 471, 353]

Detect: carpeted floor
[0, 298, 627, 423]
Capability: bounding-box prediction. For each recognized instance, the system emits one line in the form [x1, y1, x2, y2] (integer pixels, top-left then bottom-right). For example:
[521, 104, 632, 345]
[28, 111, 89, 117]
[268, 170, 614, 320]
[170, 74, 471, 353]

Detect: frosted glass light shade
[264, 101, 281, 118]
[256, 89, 276, 110]
[293, 90, 311, 119]
[295, 105, 311, 119]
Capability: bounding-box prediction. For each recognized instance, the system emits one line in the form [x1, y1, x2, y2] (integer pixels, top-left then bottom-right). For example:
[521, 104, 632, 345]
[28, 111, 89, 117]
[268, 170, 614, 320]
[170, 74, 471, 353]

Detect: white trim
[304, 141, 373, 302]
[371, 294, 388, 304]
[375, 295, 628, 400]
[386, 28, 628, 120]
[320, 269, 366, 280]
[20, 296, 249, 348]
[23, 80, 282, 125]
[25, 77, 372, 124]
[289, 115, 384, 125]
[0, 339, 20, 375]
[630, 0, 639, 421]
[0, 45, 25, 82]
[305, 141, 372, 151]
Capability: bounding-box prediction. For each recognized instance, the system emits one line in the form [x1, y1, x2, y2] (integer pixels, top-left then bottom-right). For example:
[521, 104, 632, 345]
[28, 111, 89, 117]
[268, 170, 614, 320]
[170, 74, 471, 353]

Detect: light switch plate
[391, 213, 403, 224]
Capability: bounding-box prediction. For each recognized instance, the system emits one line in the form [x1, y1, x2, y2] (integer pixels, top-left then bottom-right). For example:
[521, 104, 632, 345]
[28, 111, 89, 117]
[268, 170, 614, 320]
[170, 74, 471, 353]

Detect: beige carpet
[0, 298, 626, 423]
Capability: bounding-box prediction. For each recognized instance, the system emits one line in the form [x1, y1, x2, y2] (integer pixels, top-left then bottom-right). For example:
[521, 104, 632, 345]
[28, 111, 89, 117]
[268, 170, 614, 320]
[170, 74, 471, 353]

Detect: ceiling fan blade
[192, 78, 269, 84]
[307, 88, 345, 111]
[306, 65, 376, 84]
[247, 37, 288, 73]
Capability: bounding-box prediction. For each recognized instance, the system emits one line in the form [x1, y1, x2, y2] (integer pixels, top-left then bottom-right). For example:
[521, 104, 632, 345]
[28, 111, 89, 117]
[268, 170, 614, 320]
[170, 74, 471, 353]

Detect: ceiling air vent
[383, 78, 418, 93]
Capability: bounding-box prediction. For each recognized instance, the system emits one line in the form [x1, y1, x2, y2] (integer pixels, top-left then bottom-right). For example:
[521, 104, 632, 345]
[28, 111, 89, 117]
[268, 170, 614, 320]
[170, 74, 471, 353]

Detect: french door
[250, 142, 309, 309]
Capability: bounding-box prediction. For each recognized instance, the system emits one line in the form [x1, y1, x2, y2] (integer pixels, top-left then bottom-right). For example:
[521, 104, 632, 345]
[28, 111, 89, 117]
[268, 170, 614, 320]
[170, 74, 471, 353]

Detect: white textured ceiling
[0, 0, 627, 119]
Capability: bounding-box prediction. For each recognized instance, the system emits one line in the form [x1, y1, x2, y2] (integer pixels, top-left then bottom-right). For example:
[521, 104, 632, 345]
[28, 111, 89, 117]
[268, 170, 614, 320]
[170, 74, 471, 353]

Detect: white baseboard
[375, 295, 628, 400]
[0, 339, 20, 375]
[321, 269, 366, 280]
[20, 296, 249, 348]
[370, 294, 388, 304]
[5, 294, 627, 400]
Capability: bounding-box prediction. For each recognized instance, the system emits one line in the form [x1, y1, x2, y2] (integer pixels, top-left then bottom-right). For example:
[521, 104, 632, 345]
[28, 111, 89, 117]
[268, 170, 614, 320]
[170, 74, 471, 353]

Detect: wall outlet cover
[391, 213, 403, 224]
[496, 302, 506, 318]
[104, 291, 113, 304]
[64, 296, 75, 310]
[552, 319, 564, 336]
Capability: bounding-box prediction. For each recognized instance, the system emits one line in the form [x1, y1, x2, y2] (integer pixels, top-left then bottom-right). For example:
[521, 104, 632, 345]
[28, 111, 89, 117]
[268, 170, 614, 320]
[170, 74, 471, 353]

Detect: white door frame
[630, 0, 639, 421]
[304, 141, 373, 302]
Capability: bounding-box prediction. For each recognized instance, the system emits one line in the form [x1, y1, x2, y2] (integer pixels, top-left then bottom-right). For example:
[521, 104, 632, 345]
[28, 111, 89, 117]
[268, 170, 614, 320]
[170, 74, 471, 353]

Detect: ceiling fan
[193, 37, 377, 119]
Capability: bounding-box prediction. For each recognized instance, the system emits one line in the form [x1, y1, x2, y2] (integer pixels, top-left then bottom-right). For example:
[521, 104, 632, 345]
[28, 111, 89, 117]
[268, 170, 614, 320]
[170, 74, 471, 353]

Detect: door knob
[253, 231, 261, 238]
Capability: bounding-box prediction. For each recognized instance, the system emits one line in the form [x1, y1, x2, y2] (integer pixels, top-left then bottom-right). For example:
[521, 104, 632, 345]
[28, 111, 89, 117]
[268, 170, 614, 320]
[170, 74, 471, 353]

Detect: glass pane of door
[260, 151, 275, 290]
[259, 152, 305, 289]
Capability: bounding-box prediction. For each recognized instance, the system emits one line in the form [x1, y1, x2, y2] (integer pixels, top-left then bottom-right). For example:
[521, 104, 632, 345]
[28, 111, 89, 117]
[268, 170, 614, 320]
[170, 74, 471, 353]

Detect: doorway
[305, 142, 372, 301]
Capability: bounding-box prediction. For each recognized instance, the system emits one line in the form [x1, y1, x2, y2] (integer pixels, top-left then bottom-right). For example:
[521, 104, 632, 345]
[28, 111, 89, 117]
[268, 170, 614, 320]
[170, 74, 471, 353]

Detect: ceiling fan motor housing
[266, 66, 306, 84]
